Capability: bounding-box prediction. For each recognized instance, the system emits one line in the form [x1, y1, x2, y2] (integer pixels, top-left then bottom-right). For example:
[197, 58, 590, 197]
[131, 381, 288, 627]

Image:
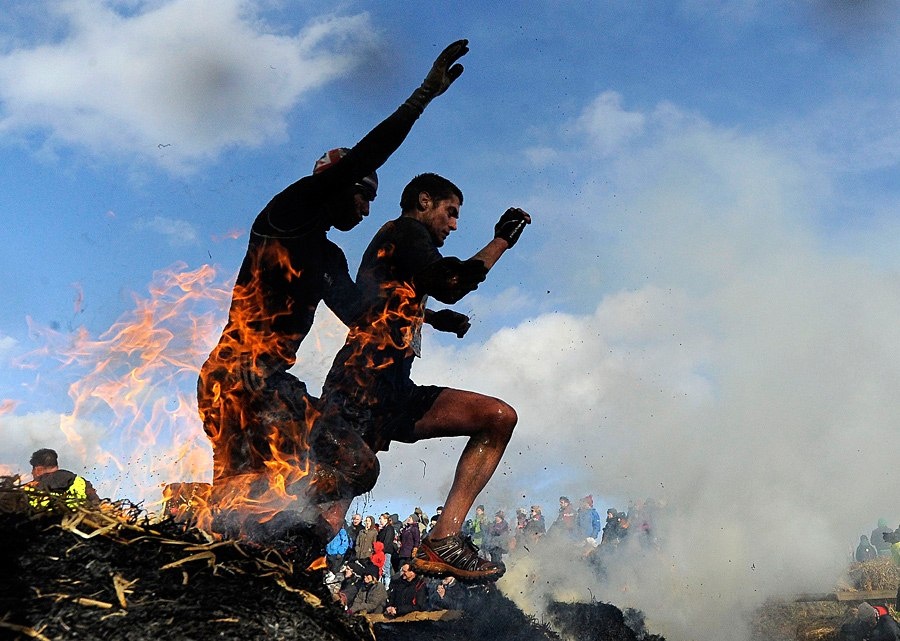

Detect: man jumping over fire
[317, 173, 531, 582]
[197, 41, 471, 540]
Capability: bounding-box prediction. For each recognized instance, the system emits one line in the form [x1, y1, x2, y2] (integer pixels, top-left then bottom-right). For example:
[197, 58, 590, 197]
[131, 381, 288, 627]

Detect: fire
[12, 262, 229, 508]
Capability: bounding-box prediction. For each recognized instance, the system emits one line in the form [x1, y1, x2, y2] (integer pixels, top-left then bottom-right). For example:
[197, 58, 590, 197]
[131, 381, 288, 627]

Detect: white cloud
[0, 1, 376, 171]
[574, 91, 646, 156]
[134, 215, 199, 246]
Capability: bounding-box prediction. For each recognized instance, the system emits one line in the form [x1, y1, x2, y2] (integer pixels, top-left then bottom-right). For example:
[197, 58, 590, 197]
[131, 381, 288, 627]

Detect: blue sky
[1, 2, 899, 637]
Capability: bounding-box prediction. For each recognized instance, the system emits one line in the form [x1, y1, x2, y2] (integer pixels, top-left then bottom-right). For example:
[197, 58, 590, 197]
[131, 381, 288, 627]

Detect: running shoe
[412, 533, 505, 583]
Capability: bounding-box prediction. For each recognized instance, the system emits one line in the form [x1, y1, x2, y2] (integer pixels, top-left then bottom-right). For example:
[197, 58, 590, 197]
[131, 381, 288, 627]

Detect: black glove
[427, 309, 471, 338]
[405, 39, 469, 113]
[494, 207, 531, 248]
[416, 257, 487, 304]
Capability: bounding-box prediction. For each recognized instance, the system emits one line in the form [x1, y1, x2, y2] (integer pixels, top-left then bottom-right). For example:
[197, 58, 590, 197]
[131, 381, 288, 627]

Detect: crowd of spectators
[320, 494, 667, 616]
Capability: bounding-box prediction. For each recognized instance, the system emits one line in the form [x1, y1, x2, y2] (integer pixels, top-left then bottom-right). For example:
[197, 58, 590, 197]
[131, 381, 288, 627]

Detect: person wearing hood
[856, 535, 878, 563]
[873, 520, 894, 556]
[370, 541, 386, 581]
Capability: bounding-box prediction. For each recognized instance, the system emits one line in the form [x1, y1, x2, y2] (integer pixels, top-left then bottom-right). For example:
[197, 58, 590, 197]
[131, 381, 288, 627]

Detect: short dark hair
[400, 173, 463, 212]
[30, 448, 58, 468]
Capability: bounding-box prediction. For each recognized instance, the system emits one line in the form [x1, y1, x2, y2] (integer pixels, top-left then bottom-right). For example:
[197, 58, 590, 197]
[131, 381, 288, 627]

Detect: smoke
[363, 97, 900, 640]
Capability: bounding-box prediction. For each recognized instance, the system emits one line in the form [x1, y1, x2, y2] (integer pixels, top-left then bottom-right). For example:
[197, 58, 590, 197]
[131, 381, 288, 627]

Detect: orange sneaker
[413, 533, 505, 583]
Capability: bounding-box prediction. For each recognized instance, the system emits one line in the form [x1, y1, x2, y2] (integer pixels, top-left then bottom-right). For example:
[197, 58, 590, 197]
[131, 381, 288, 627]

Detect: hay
[846, 557, 900, 591]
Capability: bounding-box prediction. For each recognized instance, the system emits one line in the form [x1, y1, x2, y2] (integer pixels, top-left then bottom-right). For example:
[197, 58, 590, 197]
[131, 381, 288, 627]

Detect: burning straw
[0, 488, 373, 641]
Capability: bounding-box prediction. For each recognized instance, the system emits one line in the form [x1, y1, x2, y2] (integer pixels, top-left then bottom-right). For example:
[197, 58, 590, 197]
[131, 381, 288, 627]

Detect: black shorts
[320, 381, 445, 452]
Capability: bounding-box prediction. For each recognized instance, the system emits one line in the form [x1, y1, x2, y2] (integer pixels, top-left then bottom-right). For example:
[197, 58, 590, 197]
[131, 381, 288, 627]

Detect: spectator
[355, 515, 377, 561]
[377, 513, 396, 580]
[428, 575, 468, 611]
[325, 526, 352, 573]
[574, 495, 600, 540]
[551, 496, 578, 539]
[371, 541, 387, 581]
[463, 504, 488, 552]
[25, 448, 101, 509]
[524, 505, 545, 544]
[346, 513, 364, 549]
[872, 519, 893, 556]
[386, 563, 429, 617]
[338, 560, 365, 609]
[855, 535, 878, 563]
[485, 510, 510, 564]
[414, 506, 430, 536]
[429, 506, 443, 532]
[349, 563, 388, 615]
[601, 508, 618, 545]
[839, 602, 900, 641]
[512, 508, 527, 551]
[398, 515, 422, 568]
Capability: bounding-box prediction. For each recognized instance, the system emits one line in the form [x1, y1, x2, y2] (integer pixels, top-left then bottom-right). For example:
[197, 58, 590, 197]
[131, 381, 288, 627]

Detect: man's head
[399, 563, 416, 582]
[475, 505, 485, 516]
[30, 448, 59, 478]
[400, 173, 463, 247]
[351, 513, 362, 527]
[559, 496, 570, 508]
[314, 148, 378, 232]
[379, 513, 389, 526]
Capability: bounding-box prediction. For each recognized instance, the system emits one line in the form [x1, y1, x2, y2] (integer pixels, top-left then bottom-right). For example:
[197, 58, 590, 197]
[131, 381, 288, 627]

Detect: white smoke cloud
[365, 94, 900, 640]
[0, 0, 375, 171]
[0, 410, 107, 479]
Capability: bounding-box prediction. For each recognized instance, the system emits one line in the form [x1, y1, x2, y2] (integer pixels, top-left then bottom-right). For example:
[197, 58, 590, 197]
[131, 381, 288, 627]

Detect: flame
[193, 240, 326, 535]
[11, 262, 230, 507]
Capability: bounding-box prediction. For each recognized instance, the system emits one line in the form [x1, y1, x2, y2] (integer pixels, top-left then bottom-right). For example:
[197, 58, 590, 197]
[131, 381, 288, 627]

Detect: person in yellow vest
[26, 448, 100, 509]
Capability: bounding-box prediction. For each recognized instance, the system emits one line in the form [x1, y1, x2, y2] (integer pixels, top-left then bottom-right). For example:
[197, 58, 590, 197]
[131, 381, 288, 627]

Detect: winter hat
[857, 602, 877, 626]
[313, 147, 378, 199]
[363, 563, 380, 579]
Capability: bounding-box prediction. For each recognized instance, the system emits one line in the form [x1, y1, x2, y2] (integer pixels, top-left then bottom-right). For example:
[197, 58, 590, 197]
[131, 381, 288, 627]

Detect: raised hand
[406, 39, 469, 113]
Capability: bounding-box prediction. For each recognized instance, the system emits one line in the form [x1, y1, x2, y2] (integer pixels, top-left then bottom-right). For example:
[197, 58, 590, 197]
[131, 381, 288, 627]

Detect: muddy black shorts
[320, 384, 445, 452]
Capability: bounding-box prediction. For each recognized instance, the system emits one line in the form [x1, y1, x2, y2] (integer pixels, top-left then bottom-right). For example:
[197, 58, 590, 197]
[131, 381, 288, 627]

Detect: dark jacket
[428, 579, 468, 611]
[387, 575, 428, 616]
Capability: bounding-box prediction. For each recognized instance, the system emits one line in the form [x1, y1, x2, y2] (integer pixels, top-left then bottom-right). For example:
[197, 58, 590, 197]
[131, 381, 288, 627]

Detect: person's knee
[485, 398, 517, 440]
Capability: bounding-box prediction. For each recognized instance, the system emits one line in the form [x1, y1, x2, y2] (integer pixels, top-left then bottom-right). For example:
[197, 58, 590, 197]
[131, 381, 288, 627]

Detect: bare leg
[412, 388, 517, 540]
